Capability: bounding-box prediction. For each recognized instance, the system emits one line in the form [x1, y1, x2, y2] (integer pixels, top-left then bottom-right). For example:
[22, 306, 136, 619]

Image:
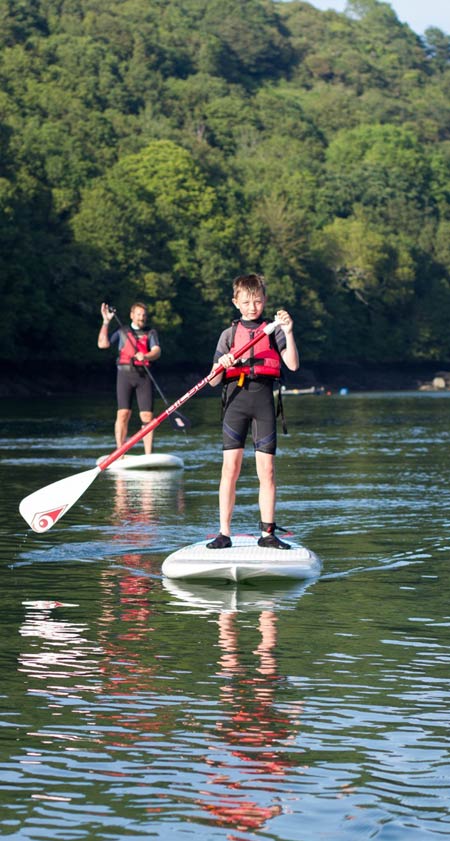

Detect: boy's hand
[217, 353, 235, 369]
[276, 309, 293, 334]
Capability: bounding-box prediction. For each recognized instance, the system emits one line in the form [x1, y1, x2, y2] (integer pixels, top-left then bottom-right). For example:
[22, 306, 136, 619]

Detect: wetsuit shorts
[116, 366, 154, 412]
[222, 378, 276, 454]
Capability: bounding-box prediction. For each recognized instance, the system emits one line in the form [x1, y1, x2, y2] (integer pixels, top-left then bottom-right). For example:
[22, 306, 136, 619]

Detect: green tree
[72, 139, 221, 359]
[321, 123, 431, 224]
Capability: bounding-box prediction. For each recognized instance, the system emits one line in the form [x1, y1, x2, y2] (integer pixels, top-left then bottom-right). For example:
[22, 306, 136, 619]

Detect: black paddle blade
[169, 411, 191, 432]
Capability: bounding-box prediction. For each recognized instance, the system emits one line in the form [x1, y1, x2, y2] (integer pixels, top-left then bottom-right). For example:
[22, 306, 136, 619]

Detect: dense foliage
[1, 0, 450, 368]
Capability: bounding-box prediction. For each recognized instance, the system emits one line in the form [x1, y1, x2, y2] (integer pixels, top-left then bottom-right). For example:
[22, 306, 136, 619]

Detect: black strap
[276, 382, 288, 434]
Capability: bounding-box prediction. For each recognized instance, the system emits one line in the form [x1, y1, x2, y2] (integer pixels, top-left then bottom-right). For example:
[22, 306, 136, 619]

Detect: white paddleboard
[96, 453, 183, 471]
[161, 535, 321, 583]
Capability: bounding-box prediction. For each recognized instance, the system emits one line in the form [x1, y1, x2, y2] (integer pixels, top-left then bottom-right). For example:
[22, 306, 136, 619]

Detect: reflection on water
[196, 609, 299, 834]
[163, 576, 312, 613]
[110, 469, 185, 522]
[109, 469, 185, 557]
[1, 393, 450, 840]
[18, 599, 101, 687]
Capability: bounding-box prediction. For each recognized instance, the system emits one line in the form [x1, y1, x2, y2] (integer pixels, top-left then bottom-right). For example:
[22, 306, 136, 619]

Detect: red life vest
[118, 329, 150, 367]
[225, 321, 281, 381]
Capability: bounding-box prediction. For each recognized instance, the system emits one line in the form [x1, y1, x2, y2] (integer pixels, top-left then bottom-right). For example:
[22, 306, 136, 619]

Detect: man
[98, 301, 161, 454]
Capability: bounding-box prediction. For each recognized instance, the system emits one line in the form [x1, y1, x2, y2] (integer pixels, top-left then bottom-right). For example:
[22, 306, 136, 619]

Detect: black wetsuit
[109, 327, 160, 412]
[213, 319, 286, 454]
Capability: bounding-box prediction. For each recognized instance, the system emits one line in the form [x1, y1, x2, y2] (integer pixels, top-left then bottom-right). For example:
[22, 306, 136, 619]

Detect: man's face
[131, 306, 147, 328]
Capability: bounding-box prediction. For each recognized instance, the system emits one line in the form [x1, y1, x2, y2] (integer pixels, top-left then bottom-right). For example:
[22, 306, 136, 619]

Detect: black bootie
[257, 521, 290, 550]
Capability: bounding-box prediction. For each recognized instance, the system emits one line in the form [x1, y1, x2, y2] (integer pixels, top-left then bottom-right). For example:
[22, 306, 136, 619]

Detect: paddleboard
[161, 535, 321, 583]
[96, 453, 183, 471]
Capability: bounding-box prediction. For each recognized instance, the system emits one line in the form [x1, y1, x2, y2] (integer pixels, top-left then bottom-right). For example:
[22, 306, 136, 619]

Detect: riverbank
[1, 358, 449, 398]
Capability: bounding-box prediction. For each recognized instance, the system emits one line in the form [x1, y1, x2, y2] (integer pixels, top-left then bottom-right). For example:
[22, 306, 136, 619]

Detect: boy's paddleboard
[96, 453, 183, 471]
[161, 535, 321, 583]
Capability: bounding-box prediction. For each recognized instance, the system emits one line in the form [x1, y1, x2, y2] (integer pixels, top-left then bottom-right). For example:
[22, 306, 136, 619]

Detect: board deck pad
[96, 453, 184, 471]
[161, 534, 321, 583]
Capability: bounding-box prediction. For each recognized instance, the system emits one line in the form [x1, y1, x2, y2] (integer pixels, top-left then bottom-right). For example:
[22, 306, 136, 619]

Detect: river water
[1, 390, 449, 840]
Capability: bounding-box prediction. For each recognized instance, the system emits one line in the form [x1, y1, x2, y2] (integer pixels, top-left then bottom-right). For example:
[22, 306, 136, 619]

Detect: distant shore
[2, 359, 450, 399]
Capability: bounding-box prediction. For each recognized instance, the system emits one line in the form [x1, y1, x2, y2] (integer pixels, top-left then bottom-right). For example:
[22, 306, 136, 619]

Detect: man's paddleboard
[96, 453, 184, 471]
[161, 535, 321, 583]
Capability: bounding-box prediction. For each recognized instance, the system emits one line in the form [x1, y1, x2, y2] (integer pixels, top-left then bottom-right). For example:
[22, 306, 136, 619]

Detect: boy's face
[233, 289, 266, 320]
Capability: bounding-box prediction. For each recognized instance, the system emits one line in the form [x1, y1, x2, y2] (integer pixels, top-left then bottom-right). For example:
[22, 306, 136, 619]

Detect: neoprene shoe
[206, 533, 232, 549]
[258, 533, 290, 550]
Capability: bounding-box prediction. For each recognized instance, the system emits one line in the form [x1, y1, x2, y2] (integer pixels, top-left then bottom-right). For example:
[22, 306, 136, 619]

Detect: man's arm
[98, 302, 115, 349]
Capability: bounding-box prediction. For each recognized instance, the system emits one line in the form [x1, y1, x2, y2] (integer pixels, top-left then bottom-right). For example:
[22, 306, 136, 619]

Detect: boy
[98, 301, 161, 454]
[207, 274, 299, 550]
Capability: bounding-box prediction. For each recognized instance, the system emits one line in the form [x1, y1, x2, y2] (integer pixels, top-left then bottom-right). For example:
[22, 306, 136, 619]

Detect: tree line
[1, 0, 450, 372]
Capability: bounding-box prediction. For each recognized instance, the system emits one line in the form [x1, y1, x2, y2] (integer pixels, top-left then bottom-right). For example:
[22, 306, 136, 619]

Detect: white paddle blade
[19, 467, 101, 533]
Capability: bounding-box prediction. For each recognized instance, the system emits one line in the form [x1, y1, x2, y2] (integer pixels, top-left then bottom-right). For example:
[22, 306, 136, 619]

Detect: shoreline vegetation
[2, 360, 450, 398]
[1, 0, 450, 376]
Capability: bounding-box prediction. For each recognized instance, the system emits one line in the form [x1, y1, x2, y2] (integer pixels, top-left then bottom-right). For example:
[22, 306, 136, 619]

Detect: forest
[1, 0, 450, 381]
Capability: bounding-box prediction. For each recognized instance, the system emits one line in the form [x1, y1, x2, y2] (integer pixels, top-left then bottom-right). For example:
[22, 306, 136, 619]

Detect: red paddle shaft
[18, 317, 281, 533]
[98, 319, 279, 470]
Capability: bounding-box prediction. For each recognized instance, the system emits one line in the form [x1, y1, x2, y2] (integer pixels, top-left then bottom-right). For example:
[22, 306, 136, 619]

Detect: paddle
[110, 308, 190, 433]
[19, 317, 280, 533]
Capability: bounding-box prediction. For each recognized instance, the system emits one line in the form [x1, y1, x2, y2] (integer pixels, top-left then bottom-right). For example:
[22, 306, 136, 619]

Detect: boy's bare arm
[277, 309, 299, 372]
[209, 353, 235, 387]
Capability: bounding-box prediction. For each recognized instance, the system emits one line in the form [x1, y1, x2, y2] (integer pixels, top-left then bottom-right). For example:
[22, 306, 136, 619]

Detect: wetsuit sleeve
[148, 329, 160, 349]
[213, 327, 232, 363]
[109, 329, 120, 346]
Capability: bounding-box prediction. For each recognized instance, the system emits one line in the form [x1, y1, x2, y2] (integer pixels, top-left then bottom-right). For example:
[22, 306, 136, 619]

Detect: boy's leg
[207, 448, 243, 548]
[219, 448, 244, 535]
[255, 451, 276, 522]
[208, 383, 248, 549]
[255, 450, 290, 549]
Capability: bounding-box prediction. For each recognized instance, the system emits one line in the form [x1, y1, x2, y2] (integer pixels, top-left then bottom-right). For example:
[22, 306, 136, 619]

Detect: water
[1, 391, 450, 840]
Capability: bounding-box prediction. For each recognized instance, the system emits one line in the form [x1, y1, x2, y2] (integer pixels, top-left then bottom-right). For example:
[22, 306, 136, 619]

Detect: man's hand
[100, 302, 115, 324]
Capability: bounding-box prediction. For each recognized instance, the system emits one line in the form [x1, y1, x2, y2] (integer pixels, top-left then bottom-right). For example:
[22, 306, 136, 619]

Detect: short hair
[232, 273, 266, 297]
[130, 301, 148, 313]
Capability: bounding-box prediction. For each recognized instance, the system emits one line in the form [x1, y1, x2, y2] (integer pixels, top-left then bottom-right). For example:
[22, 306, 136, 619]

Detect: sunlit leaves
[1, 0, 450, 368]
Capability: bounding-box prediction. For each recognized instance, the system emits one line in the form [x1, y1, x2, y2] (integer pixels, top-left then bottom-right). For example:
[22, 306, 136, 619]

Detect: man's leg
[139, 411, 153, 454]
[115, 409, 132, 449]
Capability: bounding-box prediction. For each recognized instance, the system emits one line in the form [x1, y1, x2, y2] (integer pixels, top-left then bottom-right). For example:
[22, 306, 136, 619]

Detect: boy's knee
[222, 451, 242, 480]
